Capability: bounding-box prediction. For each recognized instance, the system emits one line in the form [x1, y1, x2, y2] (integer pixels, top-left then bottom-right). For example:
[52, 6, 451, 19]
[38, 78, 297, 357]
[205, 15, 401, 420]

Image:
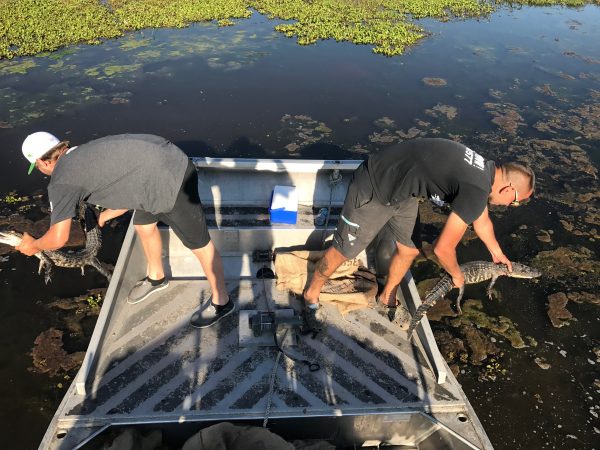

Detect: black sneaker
[127, 277, 169, 304]
[374, 297, 410, 329]
[302, 303, 327, 335]
[190, 299, 236, 329]
[392, 306, 411, 330]
[374, 296, 397, 322]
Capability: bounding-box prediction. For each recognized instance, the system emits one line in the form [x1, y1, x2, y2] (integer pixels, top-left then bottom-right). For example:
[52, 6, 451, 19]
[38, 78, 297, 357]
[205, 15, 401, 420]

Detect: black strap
[273, 325, 320, 372]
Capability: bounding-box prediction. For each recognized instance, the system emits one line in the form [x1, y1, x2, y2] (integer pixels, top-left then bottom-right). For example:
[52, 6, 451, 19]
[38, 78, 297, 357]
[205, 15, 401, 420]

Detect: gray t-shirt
[48, 134, 189, 225]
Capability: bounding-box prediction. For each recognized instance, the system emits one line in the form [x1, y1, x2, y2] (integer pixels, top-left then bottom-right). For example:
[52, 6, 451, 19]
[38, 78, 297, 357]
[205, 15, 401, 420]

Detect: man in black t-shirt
[303, 138, 535, 330]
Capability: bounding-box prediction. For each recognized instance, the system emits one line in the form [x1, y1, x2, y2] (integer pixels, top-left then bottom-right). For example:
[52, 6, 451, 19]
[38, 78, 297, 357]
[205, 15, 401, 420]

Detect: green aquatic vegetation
[0, 59, 37, 75]
[134, 50, 163, 62]
[0, 0, 597, 59]
[451, 299, 527, 349]
[17, 204, 33, 212]
[2, 191, 27, 204]
[0, 0, 122, 59]
[0, 24, 274, 126]
[37, 48, 77, 61]
[48, 60, 78, 72]
[85, 62, 141, 78]
[1, 83, 106, 125]
[254, 0, 491, 56]
[118, 37, 153, 51]
[85, 293, 103, 308]
[218, 19, 236, 27]
[513, 0, 588, 5]
[103, 63, 142, 76]
[109, 0, 251, 30]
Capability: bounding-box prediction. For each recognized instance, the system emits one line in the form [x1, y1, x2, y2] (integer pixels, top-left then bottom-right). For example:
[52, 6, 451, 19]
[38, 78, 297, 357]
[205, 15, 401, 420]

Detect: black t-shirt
[366, 138, 495, 224]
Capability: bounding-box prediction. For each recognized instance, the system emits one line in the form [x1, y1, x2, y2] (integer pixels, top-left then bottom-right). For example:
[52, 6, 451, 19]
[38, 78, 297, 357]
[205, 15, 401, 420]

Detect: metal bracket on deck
[239, 309, 298, 347]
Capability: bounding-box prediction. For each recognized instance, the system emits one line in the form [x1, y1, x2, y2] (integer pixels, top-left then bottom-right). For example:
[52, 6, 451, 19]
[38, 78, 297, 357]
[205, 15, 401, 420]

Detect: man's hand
[492, 252, 513, 272]
[98, 210, 109, 228]
[15, 232, 39, 256]
[472, 209, 512, 272]
[98, 208, 128, 227]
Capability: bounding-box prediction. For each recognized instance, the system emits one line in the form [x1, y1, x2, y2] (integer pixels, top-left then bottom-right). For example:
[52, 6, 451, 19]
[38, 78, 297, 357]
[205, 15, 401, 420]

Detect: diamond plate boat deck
[40, 158, 493, 449]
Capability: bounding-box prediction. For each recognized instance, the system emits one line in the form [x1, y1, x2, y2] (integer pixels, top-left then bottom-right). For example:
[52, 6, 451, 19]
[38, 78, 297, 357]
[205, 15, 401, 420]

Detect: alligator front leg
[455, 285, 465, 315]
[90, 258, 112, 282]
[37, 256, 54, 284]
[486, 275, 499, 300]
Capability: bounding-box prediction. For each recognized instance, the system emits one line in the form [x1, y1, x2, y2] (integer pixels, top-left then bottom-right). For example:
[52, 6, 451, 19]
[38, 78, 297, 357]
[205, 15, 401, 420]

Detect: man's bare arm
[16, 218, 71, 256]
[472, 207, 512, 271]
[434, 212, 468, 288]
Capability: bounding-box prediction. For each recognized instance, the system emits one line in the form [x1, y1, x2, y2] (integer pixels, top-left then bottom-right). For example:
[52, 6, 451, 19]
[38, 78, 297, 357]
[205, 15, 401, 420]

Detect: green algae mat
[0, 0, 595, 59]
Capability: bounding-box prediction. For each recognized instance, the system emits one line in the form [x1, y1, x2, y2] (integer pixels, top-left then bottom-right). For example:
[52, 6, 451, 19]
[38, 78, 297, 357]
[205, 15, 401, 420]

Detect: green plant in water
[86, 293, 103, 308]
[217, 19, 236, 27]
[0, 0, 122, 59]
[0, 59, 37, 75]
[2, 191, 27, 204]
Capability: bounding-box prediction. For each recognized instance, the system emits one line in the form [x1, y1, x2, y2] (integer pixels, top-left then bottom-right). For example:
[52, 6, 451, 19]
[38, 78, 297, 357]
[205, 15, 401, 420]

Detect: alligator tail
[407, 275, 453, 338]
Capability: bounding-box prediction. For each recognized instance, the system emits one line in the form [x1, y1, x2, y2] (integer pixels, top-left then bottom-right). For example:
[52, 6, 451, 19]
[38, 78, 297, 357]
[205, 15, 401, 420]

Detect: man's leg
[303, 246, 348, 304]
[378, 198, 421, 308]
[190, 241, 228, 305]
[378, 242, 420, 306]
[135, 222, 165, 280]
[189, 239, 235, 328]
[304, 163, 391, 306]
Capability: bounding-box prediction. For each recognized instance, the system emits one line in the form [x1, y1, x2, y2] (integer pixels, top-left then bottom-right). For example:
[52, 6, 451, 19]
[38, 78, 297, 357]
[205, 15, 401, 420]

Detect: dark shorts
[333, 163, 421, 259]
[133, 160, 211, 250]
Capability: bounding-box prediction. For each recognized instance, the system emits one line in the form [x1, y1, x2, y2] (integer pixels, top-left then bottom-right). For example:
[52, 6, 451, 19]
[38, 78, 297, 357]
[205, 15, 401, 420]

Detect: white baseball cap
[22, 131, 60, 175]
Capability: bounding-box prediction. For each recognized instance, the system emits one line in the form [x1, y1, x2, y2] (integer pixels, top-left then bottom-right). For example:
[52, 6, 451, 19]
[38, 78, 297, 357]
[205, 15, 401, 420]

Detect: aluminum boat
[40, 158, 493, 449]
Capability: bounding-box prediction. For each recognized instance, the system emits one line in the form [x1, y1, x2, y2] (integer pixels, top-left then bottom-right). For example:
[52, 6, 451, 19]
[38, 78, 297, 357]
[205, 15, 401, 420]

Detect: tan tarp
[274, 250, 378, 314]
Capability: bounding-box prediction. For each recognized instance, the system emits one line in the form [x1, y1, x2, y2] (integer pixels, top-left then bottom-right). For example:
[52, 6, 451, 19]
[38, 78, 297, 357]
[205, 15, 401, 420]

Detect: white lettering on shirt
[464, 147, 485, 171]
[49, 201, 53, 212]
[430, 194, 446, 207]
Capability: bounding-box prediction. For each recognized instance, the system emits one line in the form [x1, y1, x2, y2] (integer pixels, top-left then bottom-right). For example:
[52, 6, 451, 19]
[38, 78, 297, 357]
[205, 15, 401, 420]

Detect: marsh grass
[0, 0, 596, 59]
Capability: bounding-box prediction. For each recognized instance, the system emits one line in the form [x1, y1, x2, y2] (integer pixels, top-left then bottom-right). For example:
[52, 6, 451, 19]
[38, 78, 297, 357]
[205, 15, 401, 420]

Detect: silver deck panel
[67, 278, 458, 418]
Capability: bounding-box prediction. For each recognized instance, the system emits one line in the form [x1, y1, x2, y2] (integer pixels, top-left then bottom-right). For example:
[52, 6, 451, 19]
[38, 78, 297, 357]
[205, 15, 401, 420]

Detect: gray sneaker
[127, 277, 169, 304]
[190, 299, 236, 329]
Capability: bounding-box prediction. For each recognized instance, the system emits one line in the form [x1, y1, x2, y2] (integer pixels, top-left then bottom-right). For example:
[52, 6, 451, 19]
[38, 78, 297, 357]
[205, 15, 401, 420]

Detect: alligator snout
[0, 230, 23, 247]
[509, 262, 542, 279]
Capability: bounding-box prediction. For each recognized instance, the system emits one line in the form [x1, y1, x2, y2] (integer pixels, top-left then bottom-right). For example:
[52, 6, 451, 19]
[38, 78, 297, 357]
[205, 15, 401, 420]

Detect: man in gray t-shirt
[16, 132, 235, 329]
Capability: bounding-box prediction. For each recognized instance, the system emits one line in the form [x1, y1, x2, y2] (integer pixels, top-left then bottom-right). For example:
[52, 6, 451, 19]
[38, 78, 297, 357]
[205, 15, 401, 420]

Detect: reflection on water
[0, 6, 599, 450]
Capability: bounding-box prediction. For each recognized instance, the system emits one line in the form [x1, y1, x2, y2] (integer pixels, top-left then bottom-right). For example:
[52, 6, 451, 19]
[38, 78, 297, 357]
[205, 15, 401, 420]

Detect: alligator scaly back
[407, 261, 541, 339]
[0, 203, 112, 283]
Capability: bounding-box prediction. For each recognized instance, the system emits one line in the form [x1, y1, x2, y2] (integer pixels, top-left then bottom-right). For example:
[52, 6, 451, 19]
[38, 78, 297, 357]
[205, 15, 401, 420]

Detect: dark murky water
[1, 6, 599, 449]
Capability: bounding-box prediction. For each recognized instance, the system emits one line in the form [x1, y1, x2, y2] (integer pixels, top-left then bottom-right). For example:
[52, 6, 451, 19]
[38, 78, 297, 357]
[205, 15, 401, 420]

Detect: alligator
[407, 261, 541, 338]
[0, 204, 112, 283]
